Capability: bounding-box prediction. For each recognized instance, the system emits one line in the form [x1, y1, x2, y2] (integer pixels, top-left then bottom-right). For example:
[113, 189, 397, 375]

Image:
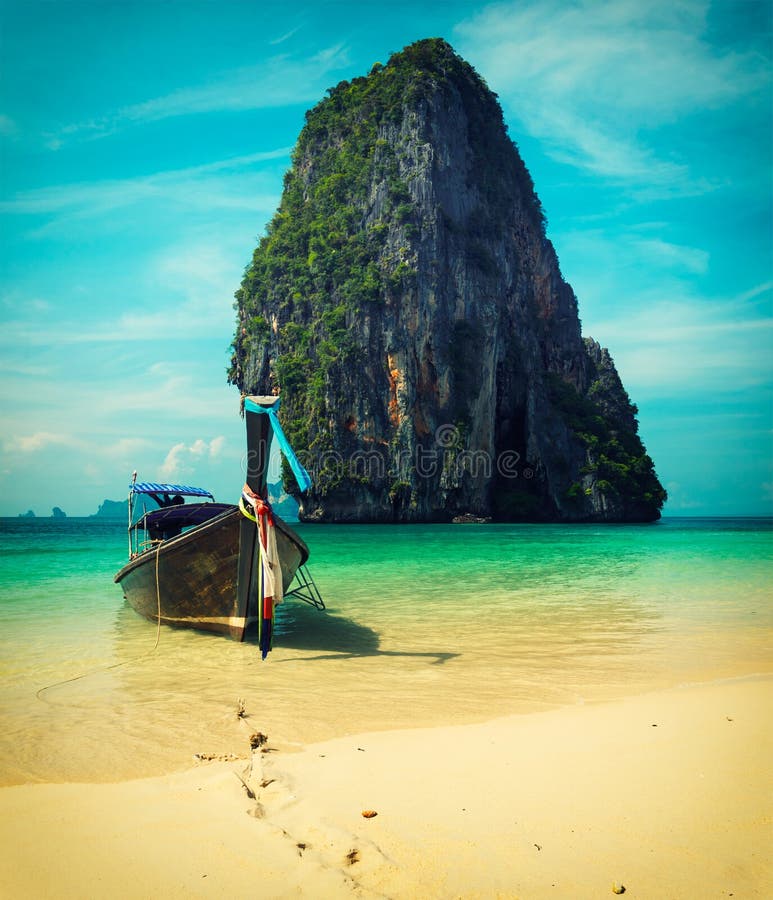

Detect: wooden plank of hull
[236, 515, 258, 639]
[114, 507, 307, 641]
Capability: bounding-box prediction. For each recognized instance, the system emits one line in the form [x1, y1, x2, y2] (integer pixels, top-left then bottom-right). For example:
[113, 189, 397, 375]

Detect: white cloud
[0, 352, 240, 461]
[159, 442, 187, 479]
[0, 343, 245, 513]
[556, 225, 715, 293]
[106, 240, 242, 341]
[553, 224, 773, 397]
[0, 114, 18, 137]
[587, 287, 773, 395]
[0, 229, 250, 346]
[48, 44, 349, 144]
[106, 364, 238, 420]
[528, 109, 690, 185]
[0, 149, 288, 231]
[0, 359, 51, 377]
[209, 435, 226, 459]
[270, 25, 304, 46]
[4, 431, 83, 453]
[627, 238, 710, 276]
[455, 0, 769, 185]
[159, 436, 228, 479]
[734, 281, 773, 305]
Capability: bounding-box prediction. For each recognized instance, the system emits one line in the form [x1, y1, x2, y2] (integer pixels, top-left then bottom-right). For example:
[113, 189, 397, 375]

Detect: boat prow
[114, 503, 308, 640]
[114, 394, 321, 648]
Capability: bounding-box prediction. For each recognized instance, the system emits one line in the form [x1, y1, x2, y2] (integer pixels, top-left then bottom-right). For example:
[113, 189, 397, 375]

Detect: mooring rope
[35, 542, 165, 703]
[152, 539, 163, 650]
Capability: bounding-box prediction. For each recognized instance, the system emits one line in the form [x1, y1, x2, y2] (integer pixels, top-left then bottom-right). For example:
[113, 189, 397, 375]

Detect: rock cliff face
[229, 39, 666, 522]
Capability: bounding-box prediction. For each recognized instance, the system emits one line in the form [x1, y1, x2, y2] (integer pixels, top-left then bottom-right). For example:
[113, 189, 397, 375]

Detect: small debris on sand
[361, 810, 378, 819]
[612, 882, 626, 894]
[346, 849, 360, 865]
[249, 732, 268, 750]
[193, 752, 242, 762]
[233, 772, 255, 800]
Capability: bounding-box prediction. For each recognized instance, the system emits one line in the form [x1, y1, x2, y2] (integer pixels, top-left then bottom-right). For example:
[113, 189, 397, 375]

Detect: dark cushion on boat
[133, 502, 236, 532]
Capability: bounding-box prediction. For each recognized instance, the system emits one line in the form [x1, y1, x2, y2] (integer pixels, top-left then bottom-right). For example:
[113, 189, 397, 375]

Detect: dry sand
[1, 676, 770, 899]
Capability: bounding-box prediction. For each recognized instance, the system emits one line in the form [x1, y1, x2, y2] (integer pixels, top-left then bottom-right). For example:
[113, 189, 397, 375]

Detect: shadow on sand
[264, 603, 458, 665]
[113, 598, 457, 665]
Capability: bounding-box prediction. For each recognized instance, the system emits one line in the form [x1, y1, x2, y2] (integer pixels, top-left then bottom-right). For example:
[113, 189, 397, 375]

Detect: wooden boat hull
[114, 506, 308, 640]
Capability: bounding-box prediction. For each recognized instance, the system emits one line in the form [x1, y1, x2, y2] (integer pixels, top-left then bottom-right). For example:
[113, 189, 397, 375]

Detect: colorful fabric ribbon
[243, 396, 312, 493]
[241, 485, 283, 658]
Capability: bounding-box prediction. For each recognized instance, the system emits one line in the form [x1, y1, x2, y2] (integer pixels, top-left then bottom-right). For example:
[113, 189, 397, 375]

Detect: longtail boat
[114, 396, 322, 651]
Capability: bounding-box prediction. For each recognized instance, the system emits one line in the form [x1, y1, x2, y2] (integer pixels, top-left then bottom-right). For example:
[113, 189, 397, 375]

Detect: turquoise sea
[1, 516, 771, 786]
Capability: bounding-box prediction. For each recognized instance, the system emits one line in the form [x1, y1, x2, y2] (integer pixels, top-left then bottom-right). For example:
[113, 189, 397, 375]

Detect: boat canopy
[130, 482, 214, 499]
[131, 502, 233, 532]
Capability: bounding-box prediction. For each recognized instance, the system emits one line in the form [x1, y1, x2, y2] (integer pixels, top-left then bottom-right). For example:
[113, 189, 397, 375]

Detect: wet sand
[1, 675, 771, 898]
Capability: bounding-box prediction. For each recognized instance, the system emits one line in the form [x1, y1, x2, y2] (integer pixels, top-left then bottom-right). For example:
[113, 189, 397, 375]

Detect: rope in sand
[35, 543, 164, 703]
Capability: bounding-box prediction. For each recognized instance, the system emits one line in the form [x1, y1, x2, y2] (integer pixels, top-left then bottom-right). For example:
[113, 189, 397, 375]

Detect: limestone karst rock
[229, 38, 666, 522]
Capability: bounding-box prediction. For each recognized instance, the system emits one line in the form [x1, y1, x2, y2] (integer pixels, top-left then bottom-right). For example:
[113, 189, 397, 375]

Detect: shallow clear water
[1, 517, 771, 785]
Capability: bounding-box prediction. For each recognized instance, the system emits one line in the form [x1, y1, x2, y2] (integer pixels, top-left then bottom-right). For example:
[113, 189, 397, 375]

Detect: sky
[1, 0, 771, 517]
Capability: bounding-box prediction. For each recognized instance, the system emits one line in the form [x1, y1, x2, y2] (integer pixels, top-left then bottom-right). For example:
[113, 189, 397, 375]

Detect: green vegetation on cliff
[229, 37, 666, 522]
[548, 372, 666, 513]
[229, 38, 543, 453]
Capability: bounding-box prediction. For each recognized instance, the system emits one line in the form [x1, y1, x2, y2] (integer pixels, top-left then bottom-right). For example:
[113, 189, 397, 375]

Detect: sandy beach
[1, 675, 770, 899]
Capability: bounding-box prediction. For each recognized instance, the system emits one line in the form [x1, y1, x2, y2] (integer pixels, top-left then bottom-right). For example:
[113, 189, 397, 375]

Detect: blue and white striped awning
[130, 482, 214, 499]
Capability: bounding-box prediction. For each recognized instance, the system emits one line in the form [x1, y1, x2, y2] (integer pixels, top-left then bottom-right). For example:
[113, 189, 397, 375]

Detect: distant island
[87, 486, 297, 521]
[268, 482, 299, 521]
[12, 484, 298, 521]
[91, 499, 129, 519]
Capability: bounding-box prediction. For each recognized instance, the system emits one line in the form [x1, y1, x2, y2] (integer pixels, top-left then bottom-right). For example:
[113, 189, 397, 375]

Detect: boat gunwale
[114, 505, 309, 584]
